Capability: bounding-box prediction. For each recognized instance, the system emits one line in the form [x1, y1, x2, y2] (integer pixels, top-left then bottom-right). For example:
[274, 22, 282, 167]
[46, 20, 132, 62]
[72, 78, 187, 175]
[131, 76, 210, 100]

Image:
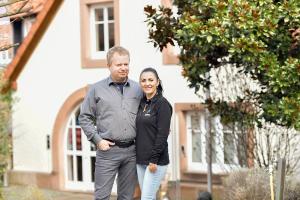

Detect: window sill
[183, 170, 228, 176]
[81, 58, 107, 68]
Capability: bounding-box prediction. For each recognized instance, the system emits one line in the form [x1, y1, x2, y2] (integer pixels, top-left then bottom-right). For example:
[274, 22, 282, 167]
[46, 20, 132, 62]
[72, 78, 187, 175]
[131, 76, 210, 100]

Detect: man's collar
[107, 76, 130, 86]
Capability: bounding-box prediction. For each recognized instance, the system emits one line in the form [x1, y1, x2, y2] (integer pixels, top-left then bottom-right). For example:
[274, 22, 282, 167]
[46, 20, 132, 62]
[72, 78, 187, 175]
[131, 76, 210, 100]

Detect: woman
[136, 67, 172, 200]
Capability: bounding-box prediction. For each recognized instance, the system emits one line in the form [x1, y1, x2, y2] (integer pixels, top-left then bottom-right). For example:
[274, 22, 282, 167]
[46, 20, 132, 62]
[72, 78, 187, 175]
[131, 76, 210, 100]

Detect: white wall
[13, 0, 89, 172]
[12, 0, 200, 180]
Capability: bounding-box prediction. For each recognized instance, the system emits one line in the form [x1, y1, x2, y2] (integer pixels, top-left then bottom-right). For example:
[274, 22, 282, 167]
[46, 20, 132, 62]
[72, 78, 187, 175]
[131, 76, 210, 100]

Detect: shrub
[222, 168, 270, 200]
[0, 187, 3, 200]
[284, 180, 300, 200]
[0, 70, 13, 186]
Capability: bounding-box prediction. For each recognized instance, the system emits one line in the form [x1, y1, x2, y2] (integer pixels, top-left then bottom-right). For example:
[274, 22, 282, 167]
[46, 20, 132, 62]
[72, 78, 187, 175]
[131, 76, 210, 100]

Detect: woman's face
[140, 71, 159, 98]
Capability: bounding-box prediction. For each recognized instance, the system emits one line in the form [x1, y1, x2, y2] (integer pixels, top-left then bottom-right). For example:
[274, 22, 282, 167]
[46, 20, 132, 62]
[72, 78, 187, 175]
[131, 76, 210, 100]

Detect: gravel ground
[1, 185, 117, 200]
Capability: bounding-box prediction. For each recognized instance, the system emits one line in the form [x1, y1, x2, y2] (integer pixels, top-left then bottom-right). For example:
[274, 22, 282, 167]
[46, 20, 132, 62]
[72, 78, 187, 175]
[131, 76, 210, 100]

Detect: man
[79, 46, 142, 200]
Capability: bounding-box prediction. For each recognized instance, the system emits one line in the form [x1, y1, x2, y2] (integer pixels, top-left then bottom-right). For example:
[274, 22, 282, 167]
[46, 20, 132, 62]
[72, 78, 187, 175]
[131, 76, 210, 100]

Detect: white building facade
[6, 0, 246, 198]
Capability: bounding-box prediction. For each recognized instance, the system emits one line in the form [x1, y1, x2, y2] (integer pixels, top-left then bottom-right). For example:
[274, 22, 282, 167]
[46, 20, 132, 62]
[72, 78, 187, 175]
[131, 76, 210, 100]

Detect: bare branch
[15, 0, 29, 13]
[0, 43, 18, 51]
[0, 6, 31, 18]
[0, 0, 28, 8]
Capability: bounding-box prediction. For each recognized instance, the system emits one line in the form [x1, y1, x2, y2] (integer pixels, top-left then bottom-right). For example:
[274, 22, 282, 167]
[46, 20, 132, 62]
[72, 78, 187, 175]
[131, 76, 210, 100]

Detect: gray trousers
[94, 145, 137, 200]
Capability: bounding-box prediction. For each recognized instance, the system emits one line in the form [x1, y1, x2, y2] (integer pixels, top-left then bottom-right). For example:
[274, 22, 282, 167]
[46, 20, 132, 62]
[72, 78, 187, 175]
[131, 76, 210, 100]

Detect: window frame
[175, 103, 251, 183]
[22, 15, 36, 38]
[80, 0, 120, 68]
[89, 4, 114, 59]
[186, 111, 241, 174]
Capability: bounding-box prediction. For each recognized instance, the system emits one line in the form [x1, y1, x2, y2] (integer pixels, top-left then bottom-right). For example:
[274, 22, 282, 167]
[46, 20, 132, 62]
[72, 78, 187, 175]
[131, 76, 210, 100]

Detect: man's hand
[148, 163, 157, 173]
[97, 139, 115, 151]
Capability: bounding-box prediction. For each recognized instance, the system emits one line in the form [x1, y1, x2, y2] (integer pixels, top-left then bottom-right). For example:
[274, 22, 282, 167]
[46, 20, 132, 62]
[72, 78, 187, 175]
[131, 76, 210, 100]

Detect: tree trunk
[206, 109, 212, 194]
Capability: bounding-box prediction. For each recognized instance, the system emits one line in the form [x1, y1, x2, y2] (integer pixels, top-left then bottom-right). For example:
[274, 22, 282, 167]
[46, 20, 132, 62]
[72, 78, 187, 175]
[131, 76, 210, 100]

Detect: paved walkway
[1, 185, 117, 200]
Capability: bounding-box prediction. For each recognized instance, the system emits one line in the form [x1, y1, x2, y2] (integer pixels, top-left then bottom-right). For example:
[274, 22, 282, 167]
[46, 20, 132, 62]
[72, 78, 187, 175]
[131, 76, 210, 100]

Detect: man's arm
[78, 87, 102, 145]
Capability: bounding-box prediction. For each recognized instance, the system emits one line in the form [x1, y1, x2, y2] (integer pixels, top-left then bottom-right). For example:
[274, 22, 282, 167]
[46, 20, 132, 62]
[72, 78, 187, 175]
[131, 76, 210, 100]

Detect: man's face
[109, 53, 129, 82]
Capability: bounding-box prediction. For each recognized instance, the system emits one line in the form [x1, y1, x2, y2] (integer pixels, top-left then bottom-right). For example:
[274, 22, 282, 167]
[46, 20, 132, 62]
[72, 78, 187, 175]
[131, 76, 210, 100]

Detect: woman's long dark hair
[140, 67, 163, 93]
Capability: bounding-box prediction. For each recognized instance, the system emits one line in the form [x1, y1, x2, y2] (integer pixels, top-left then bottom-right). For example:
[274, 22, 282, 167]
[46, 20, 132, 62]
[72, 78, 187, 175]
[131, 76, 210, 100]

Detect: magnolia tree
[144, 0, 300, 185]
[145, 0, 300, 129]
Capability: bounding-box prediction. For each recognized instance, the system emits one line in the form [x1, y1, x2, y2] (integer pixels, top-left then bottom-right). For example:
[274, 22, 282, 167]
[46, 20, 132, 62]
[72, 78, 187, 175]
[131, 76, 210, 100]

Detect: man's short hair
[106, 46, 130, 66]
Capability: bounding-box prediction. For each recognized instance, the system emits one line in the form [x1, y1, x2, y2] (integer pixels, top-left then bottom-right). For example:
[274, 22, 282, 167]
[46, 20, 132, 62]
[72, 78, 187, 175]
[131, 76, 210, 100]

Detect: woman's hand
[148, 163, 157, 173]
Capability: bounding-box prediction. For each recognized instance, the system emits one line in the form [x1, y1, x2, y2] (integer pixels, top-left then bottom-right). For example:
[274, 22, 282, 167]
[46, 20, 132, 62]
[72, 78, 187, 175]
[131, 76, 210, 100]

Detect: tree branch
[0, 6, 31, 18]
[0, 0, 28, 8]
[0, 43, 19, 51]
[15, 0, 29, 13]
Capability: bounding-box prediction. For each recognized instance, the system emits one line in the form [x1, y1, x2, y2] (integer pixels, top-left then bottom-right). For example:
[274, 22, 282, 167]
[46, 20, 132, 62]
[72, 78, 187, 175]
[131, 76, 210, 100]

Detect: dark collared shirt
[136, 92, 172, 165]
[79, 76, 143, 145]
